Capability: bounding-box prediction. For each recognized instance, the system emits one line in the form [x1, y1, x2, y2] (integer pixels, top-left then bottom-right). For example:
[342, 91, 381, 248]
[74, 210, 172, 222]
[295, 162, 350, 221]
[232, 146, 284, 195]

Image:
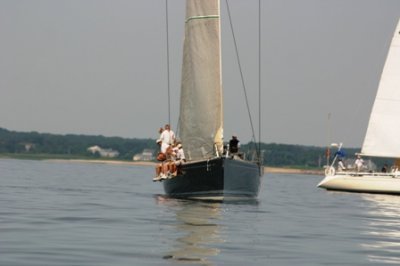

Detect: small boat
[318, 19, 400, 194]
[158, 0, 263, 199]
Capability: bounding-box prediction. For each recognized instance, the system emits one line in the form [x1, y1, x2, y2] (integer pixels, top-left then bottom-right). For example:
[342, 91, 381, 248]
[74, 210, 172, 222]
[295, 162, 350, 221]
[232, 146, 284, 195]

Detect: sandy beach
[265, 167, 323, 176]
[46, 159, 323, 176]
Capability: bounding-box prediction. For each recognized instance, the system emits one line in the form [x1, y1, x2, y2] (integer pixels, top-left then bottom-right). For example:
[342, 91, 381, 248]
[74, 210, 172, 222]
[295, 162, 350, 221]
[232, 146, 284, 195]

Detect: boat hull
[162, 157, 262, 198]
[318, 173, 400, 195]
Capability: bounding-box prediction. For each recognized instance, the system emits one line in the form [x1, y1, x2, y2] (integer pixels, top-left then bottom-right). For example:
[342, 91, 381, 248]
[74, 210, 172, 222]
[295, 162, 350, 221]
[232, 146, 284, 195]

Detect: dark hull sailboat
[158, 0, 263, 198]
[163, 157, 262, 198]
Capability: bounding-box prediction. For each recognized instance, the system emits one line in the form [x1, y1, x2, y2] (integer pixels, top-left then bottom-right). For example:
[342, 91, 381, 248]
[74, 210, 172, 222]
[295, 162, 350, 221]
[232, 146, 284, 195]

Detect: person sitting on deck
[337, 158, 346, 172]
[154, 145, 175, 181]
[354, 155, 364, 172]
[173, 143, 186, 175]
[154, 150, 167, 181]
[165, 145, 177, 177]
[154, 129, 165, 181]
[154, 125, 175, 181]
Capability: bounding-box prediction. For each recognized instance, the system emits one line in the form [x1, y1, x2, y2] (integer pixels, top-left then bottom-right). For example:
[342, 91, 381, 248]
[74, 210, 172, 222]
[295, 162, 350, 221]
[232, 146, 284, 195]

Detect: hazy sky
[1, 0, 399, 148]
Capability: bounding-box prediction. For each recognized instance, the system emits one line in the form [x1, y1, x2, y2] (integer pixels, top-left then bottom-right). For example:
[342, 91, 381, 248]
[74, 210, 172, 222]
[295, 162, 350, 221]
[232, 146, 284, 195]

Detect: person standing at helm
[229, 134, 240, 154]
[159, 124, 175, 153]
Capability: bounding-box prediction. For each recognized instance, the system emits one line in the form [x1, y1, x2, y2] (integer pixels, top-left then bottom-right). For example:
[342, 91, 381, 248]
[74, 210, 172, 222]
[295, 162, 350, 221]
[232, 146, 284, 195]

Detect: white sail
[178, 0, 224, 160]
[361, 19, 400, 158]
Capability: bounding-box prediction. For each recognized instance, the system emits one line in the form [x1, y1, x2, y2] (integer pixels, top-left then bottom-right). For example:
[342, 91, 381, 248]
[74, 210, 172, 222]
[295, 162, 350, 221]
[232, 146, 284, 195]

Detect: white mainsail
[178, 0, 224, 160]
[361, 19, 400, 158]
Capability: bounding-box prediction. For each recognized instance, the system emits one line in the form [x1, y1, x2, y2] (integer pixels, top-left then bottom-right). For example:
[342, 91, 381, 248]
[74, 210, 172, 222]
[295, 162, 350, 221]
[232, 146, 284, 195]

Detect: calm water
[1, 159, 400, 265]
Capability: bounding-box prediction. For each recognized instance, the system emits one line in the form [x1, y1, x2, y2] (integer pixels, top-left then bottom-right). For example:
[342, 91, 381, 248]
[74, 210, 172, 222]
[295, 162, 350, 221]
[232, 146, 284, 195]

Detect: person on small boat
[337, 158, 346, 172]
[229, 135, 240, 154]
[355, 155, 364, 172]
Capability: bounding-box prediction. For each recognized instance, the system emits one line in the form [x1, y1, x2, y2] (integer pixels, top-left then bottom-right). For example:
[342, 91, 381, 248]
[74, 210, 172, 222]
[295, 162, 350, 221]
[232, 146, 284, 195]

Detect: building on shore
[87, 145, 119, 158]
[133, 149, 154, 161]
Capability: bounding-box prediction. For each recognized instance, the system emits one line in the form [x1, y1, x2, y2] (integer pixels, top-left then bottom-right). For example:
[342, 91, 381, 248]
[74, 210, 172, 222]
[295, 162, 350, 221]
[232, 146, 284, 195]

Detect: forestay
[361, 19, 400, 158]
[179, 0, 224, 160]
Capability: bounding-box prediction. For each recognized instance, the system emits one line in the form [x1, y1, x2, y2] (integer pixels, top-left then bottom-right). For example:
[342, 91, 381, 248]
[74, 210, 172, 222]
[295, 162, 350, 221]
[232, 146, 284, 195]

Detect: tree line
[0, 127, 367, 168]
[0, 128, 156, 161]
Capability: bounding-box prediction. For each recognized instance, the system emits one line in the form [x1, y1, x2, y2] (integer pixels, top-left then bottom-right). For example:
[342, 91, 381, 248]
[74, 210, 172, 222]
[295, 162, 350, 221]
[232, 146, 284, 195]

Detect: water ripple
[2, 159, 400, 265]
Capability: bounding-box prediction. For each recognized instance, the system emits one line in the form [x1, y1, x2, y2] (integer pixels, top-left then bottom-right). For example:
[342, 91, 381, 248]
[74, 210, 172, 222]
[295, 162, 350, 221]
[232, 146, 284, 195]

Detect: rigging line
[224, 0, 259, 156]
[258, 0, 262, 161]
[165, 0, 171, 126]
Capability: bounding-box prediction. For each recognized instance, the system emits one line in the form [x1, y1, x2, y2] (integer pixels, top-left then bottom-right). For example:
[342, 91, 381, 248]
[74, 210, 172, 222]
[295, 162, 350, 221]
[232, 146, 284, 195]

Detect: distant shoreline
[44, 159, 324, 176]
[44, 159, 156, 166]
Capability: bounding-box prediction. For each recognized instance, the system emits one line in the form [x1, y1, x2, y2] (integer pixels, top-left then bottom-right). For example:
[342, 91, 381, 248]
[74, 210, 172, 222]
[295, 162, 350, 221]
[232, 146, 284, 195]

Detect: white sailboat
[318, 19, 400, 194]
[159, 0, 263, 198]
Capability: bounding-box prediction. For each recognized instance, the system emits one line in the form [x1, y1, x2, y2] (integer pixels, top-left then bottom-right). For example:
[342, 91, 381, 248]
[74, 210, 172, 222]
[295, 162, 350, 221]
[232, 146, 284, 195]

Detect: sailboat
[318, 19, 400, 194]
[159, 0, 263, 199]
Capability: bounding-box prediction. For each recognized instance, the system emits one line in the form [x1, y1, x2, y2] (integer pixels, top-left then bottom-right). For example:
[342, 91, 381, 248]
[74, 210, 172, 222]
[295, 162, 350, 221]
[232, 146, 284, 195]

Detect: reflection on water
[155, 196, 223, 265]
[361, 194, 400, 264]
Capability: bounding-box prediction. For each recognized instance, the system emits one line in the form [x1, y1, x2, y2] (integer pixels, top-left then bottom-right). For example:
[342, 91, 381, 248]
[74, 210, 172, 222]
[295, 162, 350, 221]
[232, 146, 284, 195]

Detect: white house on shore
[133, 149, 154, 161]
[87, 145, 119, 158]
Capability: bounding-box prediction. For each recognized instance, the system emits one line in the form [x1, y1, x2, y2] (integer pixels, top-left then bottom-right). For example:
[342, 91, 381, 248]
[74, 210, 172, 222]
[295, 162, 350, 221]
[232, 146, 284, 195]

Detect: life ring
[325, 166, 335, 176]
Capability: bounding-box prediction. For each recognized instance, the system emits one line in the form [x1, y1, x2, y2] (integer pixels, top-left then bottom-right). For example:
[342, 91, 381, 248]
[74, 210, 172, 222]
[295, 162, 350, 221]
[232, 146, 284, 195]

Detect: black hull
[162, 157, 262, 198]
